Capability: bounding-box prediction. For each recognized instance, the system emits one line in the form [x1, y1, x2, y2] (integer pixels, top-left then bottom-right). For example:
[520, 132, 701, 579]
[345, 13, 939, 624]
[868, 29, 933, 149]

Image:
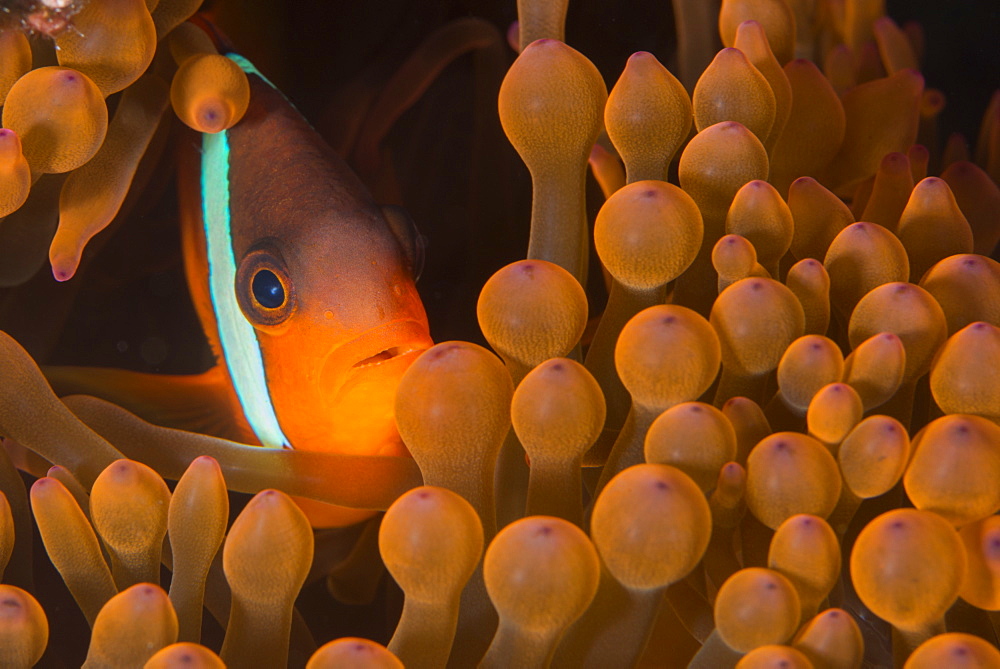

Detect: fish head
[223, 78, 434, 460]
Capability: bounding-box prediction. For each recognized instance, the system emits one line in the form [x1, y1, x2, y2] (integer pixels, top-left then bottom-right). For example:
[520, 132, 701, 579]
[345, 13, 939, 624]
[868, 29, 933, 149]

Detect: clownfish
[47, 48, 434, 528]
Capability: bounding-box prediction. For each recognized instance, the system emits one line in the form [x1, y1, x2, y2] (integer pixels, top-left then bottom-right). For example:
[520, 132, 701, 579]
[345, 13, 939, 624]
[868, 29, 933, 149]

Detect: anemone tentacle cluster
[0, 0, 999, 666]
[0, 0, 245, 283]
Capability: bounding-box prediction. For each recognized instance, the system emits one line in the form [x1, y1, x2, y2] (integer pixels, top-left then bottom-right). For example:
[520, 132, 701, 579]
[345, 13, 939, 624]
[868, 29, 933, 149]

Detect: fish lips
[325, 318, 433, 381]
[310, 319, 432, 456]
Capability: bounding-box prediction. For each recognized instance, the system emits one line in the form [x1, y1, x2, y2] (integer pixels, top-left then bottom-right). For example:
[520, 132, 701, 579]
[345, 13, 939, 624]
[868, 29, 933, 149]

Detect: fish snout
[312, 319, 432, 457]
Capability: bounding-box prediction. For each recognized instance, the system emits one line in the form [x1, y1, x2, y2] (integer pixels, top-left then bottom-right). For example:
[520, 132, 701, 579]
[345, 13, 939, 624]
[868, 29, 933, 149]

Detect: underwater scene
[0, 0, 999, 666]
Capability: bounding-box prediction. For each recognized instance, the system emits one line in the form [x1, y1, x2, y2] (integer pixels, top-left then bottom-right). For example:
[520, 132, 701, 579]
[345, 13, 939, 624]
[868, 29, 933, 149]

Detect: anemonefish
[47, 45, 434, 527]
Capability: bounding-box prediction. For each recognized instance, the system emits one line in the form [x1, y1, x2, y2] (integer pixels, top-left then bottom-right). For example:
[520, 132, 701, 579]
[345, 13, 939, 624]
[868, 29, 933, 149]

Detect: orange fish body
[51, 51, 433, 528]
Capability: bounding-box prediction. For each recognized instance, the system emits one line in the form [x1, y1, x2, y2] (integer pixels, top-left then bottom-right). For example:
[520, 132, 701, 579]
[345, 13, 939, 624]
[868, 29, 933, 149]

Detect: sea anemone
[0, 0, 998, 666]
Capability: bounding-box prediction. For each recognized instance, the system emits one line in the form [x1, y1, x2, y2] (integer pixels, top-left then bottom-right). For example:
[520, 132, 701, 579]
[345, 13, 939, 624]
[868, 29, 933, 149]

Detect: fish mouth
[351, 344, 421, 369]
[321, 319, 433, 399]
[297, 319, 430, 458]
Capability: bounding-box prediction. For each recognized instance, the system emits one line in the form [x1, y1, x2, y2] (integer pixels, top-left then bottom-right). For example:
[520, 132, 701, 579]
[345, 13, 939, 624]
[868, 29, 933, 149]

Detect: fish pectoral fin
[42, 365, 255, 444]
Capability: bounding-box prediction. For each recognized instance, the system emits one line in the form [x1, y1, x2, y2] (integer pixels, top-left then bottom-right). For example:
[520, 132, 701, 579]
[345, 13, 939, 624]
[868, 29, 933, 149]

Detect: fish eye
[252, 269, 285, 309]
[236, 245, 296, 330]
